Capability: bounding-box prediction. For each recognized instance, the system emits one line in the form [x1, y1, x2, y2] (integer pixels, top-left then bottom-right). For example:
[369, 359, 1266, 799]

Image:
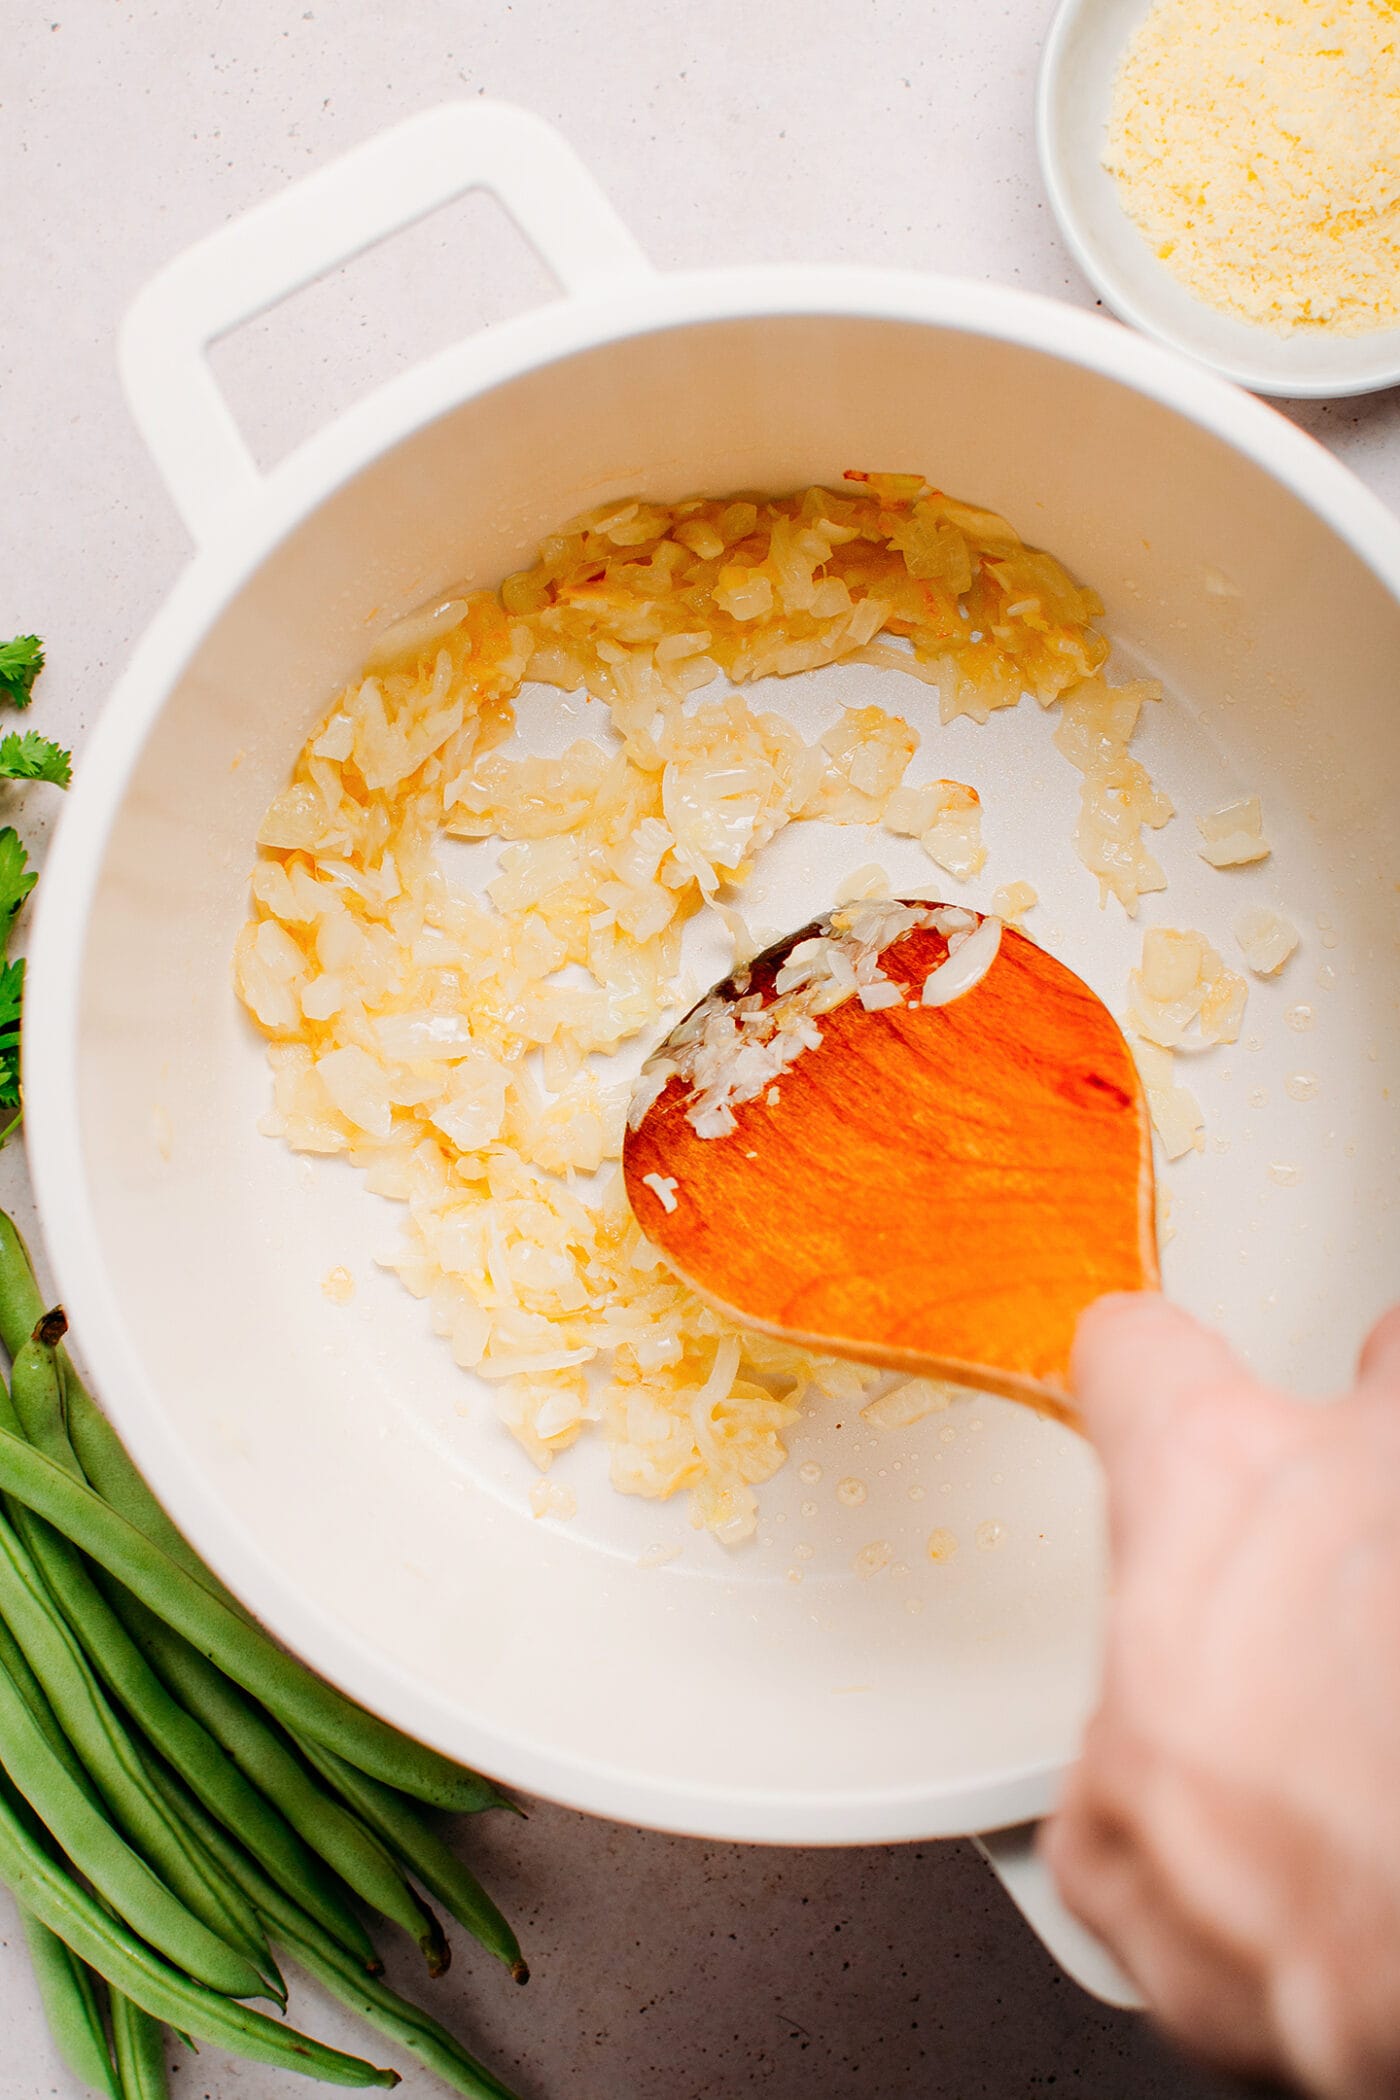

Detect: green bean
[297, 1740, 518, 1820]
[111, 1729, 283, 1998]
[0, 1773, 398, 2088]
[0, 1608, 94, 1801]
[0, 1418, 101, 1805]
[112, 1591, 445, 1975]
[20, 1908, 120, 2099]
[110, 1990, 169, 2100]
[8, 1314, 75, 1453]
[146, 1762, 519, 2100]
[10, 1374, 368, 1973]
[0, 1423, 486, 1810]
[460, 1776, 524, 1818]
[299, 1739, 525, 1980]
[0, 1212, 46, 1355]
[9, 1309, 196, 1560]
[38, 1524, 368, 1964]
[64, 1374, 247, 1611]
[0, 1368, 92, 1812]
[0, 1429, 103, 1812]
[0, 1642, 268, 1998]
[12, 1719, 194, 2069]
[0, 1503, 276, 1999]
[7, 1316, 378, 1966]
[0, 1355, 282, 1993]
[276, 1913, 521, 2100]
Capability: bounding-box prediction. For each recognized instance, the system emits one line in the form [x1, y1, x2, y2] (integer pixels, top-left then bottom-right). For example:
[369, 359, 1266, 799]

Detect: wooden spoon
[623, 901, 1158, 1424]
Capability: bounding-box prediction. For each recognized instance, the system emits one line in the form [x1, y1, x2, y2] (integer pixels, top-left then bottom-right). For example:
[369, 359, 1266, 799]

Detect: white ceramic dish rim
[1036, 0, 1400, 400]
[26, 252, 1400, 1846]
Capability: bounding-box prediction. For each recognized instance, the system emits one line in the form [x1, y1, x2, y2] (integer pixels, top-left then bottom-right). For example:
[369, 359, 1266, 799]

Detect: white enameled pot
[25, 104, 1400, 2010]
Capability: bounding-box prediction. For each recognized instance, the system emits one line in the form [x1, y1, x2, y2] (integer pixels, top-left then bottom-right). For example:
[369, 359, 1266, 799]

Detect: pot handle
[973, 1823, 1143, 2009]
[119, 101, 651, 545]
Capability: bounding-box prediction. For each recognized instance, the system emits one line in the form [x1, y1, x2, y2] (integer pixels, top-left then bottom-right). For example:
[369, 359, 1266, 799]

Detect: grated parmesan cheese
[1105, 0, 1400, 335]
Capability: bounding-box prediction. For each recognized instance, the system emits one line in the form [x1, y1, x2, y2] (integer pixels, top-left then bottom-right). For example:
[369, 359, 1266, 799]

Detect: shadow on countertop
[372, 1802, 1267, 2100]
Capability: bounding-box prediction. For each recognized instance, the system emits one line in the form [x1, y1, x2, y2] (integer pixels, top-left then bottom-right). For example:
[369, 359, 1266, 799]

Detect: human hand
[1042, 1294, 1400, 2100]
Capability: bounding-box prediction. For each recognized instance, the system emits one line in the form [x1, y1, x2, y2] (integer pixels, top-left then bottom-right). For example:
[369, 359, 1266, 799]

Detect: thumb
[1357, 1303, 1400, 1392]
[1071, 1292, 1244, 1488]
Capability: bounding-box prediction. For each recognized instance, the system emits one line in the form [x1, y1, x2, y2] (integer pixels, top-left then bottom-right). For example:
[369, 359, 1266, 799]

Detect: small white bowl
[1038, 0, 1400, 398]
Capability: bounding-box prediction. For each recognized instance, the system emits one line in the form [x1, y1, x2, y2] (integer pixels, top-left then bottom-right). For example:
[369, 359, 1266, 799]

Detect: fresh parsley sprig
[0, 826, 37, 940]
[0, 633, 71, 1138]
[0, 828, 35, 1128]
[0, 730, 71, 789]
[0, 635, 43, 709]
[0, 949, 23, 1123]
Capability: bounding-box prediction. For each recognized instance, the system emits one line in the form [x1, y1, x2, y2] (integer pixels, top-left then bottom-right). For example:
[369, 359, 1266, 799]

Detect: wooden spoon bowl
[623, 904, 1158, 1421]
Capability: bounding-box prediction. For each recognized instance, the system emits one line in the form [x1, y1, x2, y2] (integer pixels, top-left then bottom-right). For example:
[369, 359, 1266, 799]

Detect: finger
[1044, 1796, 1278, 2076]
[1357, 1304, 1400, 1391]
[1043, 1731, 1155, 1956]
[1071, 1293, 1244, 1485]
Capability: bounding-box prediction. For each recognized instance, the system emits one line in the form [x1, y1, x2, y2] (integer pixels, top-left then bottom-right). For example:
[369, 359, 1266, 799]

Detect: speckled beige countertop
[3, 4, 1397, 2093]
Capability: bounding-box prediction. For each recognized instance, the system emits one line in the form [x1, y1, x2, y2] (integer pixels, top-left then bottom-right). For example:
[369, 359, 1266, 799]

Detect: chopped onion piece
[886, 780, 986, 881]
[1234, 905, 1300, 976]
[1131, 1037, 1205, 1161]
[1054, 677, 1170, 913]
[990, 881, 1037, 921]
[833, 862, 893, 904]
[1129, 926, 1248, 1050]
[1198, 794, 1270, 868]
[884, 782, 944, 837]
[1141, 928, 1206, 1003]
[366, 597, 470, 669]
[529, 1479, 578, 1520]
[641, 1172, 680, 1213]
[921, 915, 1002, 1006]
[861, 1378, 957, 1428]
